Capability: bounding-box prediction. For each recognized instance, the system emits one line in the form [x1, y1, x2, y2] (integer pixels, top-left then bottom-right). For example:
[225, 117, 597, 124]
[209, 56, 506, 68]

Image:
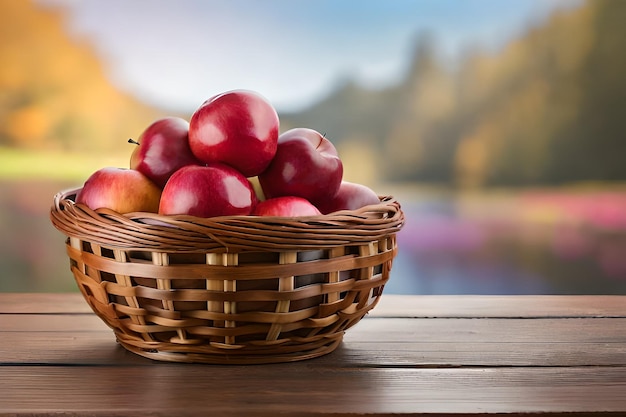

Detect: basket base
[115, 334, 344, 365]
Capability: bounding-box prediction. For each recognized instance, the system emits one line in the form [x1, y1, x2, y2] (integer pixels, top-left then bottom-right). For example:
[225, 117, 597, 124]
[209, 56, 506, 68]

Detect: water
[2, 180, 626, 294]
[0, 180, 78, 292]
[385, 187, 626, 295]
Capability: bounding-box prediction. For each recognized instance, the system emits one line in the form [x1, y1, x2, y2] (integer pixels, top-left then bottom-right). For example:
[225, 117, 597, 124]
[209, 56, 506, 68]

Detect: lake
[2, 180, 626, 294]
[385, 185, 626, 295]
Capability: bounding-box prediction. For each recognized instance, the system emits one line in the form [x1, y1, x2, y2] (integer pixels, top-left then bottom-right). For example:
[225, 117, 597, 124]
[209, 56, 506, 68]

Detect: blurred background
[2, 0, 626, 294]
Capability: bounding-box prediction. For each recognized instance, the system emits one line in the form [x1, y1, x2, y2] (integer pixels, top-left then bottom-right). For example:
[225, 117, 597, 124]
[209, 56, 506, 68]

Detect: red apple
[76, 167, 161, 213]
[188, 90, 279, 177]
[258, 128, 343, 204]
[316, 181, 381, 214]
[158, 163, 257, 218]
[252, 196, 321, 217]
[129, 117, 201, 188]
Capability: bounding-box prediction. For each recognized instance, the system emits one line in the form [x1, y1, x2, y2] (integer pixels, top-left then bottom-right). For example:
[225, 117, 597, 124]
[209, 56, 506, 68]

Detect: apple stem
[128, 138, 140, 145]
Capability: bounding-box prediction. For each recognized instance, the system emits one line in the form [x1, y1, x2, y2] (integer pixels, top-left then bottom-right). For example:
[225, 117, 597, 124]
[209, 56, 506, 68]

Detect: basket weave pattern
[51, 188, 404, 364]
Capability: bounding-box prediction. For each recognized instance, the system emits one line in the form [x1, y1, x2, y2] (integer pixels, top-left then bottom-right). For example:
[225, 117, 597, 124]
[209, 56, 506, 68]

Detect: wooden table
[1, 293, 625, 416]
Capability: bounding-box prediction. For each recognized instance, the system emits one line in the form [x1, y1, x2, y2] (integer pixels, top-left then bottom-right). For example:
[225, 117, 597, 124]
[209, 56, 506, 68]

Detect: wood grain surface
[1, 293, 625, 416]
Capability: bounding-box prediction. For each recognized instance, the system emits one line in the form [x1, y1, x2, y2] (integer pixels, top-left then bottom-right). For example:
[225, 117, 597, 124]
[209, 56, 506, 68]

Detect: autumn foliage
[281, 0, 626, 187]
[0, 1, 161, 152]
[2, 0, 625, 187]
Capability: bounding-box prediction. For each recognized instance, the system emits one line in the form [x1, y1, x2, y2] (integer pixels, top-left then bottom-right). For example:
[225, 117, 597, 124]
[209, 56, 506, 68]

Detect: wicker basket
[50, 187, 404, 364]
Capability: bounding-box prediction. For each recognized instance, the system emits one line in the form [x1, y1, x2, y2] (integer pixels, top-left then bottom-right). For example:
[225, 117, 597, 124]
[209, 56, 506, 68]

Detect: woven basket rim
[50, 187, 404, 252]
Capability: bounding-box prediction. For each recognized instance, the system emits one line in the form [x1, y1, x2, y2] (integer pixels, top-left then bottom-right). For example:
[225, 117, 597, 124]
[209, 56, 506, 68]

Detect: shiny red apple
[129, 117, 201, 188]
[188, 90, 279, 177]
[76, 167, 161, 213]
[316, 181, 381, 214]
[258, 128, 343, 204]
[252, 196, 321, 217]
[158, 163, 257, 218]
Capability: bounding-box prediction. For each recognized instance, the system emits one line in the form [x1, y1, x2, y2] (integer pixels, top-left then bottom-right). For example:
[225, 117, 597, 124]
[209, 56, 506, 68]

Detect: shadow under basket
[50, 188, 404, 364]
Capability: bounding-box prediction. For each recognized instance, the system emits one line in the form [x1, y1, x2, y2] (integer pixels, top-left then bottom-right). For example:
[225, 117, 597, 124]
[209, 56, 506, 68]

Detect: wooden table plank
[4, 314, 626, 343]
[369, 294, 626, 318]
[1, 293, 626, 416]
[2, 293, 625, 317]
[0, 292, 90, 314]
[1, 366, 625, 415]
[0, 313, 109, 332]
[2, 331, 626, 368]
[2, 315, 626, 367]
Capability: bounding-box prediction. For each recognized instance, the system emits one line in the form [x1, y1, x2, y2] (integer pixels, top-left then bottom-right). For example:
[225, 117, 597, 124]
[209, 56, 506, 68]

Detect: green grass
[0, 147, 129, 182]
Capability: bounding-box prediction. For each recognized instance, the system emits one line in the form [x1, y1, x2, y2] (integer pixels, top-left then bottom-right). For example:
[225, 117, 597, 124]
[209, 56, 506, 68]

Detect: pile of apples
[76, 89, 381, 218]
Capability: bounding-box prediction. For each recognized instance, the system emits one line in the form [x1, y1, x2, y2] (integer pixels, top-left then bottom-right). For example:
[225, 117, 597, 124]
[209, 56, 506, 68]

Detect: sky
[39, 0, 583, 113]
